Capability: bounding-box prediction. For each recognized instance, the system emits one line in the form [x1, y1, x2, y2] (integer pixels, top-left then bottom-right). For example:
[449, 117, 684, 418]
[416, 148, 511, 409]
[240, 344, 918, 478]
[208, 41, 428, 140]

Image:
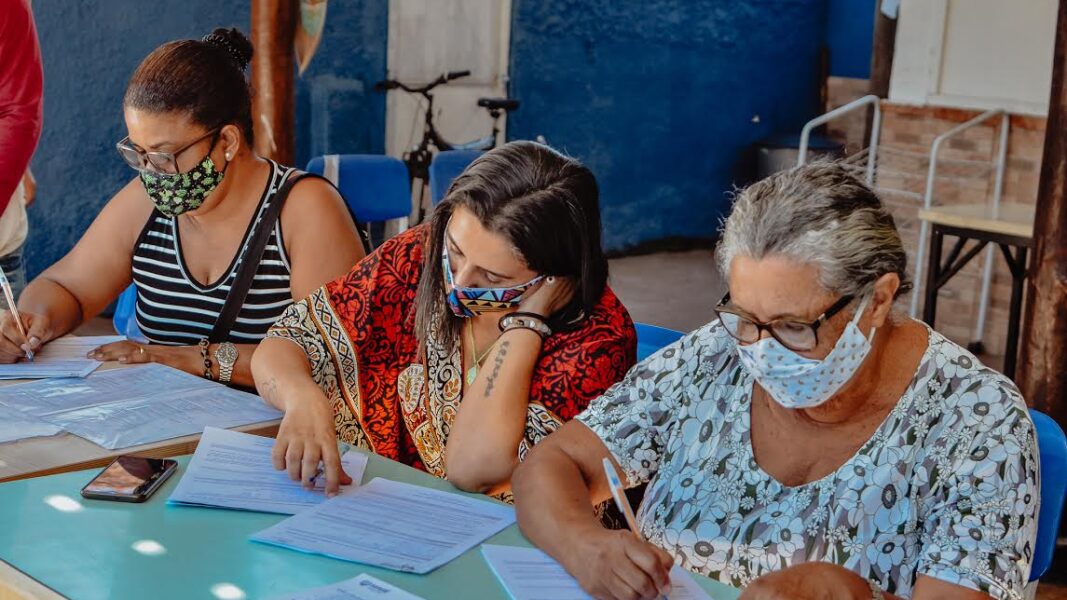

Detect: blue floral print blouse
[578, 321, 1039, 599]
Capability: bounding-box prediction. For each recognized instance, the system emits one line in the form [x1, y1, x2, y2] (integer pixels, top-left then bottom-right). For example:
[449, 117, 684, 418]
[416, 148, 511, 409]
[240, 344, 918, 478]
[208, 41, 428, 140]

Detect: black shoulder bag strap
[208, 171, 312, 343]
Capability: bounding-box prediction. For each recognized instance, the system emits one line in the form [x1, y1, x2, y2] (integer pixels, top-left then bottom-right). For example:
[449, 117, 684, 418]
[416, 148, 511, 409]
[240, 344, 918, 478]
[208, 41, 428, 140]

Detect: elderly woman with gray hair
[512, 163, 1039, 600]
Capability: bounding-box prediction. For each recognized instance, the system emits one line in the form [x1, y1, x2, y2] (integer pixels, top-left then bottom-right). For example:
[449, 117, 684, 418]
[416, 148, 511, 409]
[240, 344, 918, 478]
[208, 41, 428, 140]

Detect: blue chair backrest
[112, 284, 145, 341]
[429, 150, 482, 206]
[1030, 409, 1067, 581]
[635, 323, 685, 361]
[306, 155, 410, 222]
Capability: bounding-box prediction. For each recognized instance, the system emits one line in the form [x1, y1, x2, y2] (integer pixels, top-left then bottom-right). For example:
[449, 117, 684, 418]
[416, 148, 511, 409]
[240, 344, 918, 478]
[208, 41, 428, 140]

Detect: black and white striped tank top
[132, 160, 295, 345]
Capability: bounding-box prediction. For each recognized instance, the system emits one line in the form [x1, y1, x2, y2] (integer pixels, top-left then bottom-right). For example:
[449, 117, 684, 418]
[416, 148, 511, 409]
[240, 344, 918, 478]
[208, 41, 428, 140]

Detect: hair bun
[202, 27, 253, 71]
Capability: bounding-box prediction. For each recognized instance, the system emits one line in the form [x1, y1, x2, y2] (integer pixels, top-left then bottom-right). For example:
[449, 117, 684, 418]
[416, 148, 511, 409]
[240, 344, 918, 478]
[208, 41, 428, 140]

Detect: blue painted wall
[507, 0, 830, 252]
[826, 0, 875, 78]
[28, 1, 387, 278]
[294, 2, 388, 167]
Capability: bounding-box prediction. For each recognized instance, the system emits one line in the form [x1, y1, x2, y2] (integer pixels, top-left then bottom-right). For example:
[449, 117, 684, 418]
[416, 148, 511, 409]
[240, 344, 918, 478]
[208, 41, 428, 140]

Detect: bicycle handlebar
[374, 70, 472, 95]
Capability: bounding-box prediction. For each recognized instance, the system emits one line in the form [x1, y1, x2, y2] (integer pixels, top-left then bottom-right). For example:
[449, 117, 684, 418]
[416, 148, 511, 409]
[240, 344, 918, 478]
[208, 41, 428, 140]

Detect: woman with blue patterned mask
[513, 163, 1039, 600]
[253, 142, 640, 500]
[0, 28, 365, 388]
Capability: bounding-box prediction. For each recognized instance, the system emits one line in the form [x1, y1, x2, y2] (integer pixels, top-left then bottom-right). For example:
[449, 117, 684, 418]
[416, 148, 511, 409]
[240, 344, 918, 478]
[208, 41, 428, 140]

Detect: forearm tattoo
[484, 340, 511, 398]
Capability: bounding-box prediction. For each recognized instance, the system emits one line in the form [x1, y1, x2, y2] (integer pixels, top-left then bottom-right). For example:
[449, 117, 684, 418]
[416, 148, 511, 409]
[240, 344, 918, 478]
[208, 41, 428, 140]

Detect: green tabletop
[0, 450, 740, 600]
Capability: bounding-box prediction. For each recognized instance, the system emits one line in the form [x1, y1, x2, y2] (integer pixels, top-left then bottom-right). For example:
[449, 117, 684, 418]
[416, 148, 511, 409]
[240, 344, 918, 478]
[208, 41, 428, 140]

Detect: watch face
[215, 343, 238, 365]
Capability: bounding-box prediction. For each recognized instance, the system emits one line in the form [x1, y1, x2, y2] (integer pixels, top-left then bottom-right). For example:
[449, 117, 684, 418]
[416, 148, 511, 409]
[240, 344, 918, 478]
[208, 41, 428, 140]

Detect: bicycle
[374, 70, 519, 220]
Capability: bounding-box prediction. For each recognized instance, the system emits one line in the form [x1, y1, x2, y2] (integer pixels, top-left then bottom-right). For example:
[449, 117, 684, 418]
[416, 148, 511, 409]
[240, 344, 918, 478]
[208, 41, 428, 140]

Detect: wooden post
[868, 2, 896, 99]
[1018, 0, 1067, 427]
[864, 1, 897, 146]
[251, 0, 297, 164]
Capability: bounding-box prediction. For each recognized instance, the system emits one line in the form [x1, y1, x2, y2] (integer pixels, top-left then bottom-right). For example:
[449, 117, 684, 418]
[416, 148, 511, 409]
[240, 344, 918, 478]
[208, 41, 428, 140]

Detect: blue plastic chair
[306, 155, 411, 222]
[1030, 409, 1067, 581]
[112, 284, 145, 341]
[429, 150, 482, 206]
[635, 323, 685, 361]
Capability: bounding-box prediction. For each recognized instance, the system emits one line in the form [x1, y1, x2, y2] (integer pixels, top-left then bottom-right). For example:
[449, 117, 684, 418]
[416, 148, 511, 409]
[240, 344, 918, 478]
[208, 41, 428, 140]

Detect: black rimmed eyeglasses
[116, 129, 220, 175]
[713, 292, 855, 352]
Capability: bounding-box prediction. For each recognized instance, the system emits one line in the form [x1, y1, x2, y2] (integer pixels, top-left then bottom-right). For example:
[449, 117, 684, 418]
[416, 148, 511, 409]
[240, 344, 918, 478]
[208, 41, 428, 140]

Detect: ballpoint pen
[0, 270, 33, 362]
[310, 440, 354, 488]
[603, 457, 670, 600]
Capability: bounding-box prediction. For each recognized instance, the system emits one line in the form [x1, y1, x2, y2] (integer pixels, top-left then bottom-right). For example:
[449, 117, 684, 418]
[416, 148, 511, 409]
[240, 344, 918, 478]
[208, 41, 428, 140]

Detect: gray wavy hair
[716, 162, 913, 300]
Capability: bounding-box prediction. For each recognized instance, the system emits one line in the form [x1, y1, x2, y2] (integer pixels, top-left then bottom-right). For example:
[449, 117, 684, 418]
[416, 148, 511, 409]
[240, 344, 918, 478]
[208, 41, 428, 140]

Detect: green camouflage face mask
[139, 156, 226, 218]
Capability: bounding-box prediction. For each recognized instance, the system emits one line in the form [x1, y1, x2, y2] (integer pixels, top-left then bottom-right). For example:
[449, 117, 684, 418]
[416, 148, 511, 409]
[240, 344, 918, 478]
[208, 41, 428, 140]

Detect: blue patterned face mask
[442, 249, 543, 318]
[735, 295, 875, 409]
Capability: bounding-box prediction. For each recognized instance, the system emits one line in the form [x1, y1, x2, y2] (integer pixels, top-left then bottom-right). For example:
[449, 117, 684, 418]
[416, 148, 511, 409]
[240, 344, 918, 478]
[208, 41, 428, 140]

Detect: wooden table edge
[0, 420, 280, 484]
[0, 559, 64, 600]
[917, 208, 1034, 239]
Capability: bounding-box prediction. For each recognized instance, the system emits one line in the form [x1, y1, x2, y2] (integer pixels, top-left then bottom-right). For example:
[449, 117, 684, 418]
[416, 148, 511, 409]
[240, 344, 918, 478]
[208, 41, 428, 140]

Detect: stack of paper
[34, 335, 126, 359]
[168, 427, 369, 514]
[0, 403, 62, 444]
[251, 478, 516, 574]
[0, 363, 282, 449]
[274, 574, 425, 600]
[0, 335, 123, 380]
[481, 545, 712, 600]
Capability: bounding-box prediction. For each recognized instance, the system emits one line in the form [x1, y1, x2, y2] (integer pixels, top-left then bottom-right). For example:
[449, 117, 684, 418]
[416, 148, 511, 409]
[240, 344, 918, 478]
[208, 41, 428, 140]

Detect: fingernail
[119, 357, 127, 363]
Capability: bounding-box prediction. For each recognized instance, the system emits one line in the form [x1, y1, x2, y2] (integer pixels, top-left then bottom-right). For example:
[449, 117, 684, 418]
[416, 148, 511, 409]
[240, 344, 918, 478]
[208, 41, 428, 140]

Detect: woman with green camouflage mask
[0, 28, 365, 388]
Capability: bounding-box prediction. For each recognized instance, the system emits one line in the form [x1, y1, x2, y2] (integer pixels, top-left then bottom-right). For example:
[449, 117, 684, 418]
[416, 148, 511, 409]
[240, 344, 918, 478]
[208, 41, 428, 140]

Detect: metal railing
[798, 94, 881, 186]
[908, 110, 1010, 353]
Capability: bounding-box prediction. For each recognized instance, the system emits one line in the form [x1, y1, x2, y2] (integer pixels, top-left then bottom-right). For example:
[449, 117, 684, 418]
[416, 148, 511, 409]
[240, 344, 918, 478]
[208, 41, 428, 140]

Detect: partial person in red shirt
[0, 0, 44, 302]
[252, 141, 638, 500]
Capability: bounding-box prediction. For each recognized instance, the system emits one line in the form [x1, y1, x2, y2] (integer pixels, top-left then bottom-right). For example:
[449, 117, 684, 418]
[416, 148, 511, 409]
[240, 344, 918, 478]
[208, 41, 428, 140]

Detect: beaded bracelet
[198, 338, 213, 380]
[498, 312, 552, 340]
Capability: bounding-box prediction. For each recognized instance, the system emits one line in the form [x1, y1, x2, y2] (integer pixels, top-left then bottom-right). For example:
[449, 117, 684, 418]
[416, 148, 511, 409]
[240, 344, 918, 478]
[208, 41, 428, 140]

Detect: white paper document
[0, 403, 63, 444]
[0, 335, 123, 380]
[0, 363, 281, 449]
[481, 545, 712, 600]
[168, 426, 369, 514]
[251, 478, 516, 574]
[273, 574, 426, 600]
[35, 335, 126, 359]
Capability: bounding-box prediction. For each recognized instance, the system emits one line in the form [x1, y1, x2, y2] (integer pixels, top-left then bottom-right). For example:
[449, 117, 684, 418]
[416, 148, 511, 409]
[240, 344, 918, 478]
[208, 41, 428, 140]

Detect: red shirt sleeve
[0, 0, 44, 212]
[530, 286, 638, 421]
[323, 226, 426, 463]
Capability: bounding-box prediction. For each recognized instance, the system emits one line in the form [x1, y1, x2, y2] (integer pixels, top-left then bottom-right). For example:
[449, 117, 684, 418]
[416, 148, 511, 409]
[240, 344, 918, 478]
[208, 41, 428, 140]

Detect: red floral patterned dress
[267, 226, 637, 477]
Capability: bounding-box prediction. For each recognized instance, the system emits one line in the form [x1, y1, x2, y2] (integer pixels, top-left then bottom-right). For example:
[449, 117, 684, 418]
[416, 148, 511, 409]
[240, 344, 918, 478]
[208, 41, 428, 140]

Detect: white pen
[603, 457, 670, 600]
[310, 441, 354, 488]
[0, 271, 32, 362]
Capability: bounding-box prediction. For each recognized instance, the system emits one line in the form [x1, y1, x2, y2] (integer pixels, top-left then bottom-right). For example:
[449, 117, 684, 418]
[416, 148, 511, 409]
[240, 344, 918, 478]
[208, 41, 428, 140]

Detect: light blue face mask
[735, 295, 875, 409]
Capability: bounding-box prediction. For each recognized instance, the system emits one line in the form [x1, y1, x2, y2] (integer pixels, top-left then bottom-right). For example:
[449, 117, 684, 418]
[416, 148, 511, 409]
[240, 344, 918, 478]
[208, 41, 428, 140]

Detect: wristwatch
[213, 342, 239, 384]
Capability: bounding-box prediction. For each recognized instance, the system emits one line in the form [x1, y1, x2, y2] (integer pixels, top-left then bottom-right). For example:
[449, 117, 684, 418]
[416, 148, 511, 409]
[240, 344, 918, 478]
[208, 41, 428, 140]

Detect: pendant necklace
[466, 320, 495, 386]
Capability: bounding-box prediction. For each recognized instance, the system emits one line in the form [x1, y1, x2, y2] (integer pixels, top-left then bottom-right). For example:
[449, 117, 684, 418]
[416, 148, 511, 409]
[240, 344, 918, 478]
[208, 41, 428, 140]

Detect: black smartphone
[80, 456, 178, 503]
